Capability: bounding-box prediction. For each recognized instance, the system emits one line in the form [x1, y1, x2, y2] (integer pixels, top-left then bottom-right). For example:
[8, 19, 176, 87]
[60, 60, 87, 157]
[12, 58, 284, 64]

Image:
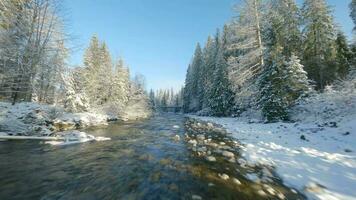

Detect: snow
[45, 130, 111, 146]
[190, 115, 356, 200]
[0, 102, 112, 136]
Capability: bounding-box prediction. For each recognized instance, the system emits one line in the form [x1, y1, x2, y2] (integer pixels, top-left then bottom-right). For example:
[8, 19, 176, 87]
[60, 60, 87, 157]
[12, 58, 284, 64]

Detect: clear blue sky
[64, 0, 354, 91]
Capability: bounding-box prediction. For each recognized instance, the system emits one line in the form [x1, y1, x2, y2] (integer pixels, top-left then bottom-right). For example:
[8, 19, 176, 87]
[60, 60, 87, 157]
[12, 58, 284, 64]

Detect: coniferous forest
[0, 1, 356, 200]
[182, 0, 356, 122]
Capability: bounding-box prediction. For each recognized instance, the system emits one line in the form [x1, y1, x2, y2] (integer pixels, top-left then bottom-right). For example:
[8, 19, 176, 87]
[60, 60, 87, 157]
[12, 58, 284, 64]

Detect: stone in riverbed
[173, 135, 180, 141]
[206, 156, 216, 162]
[232, 178, 242, 185]
[222, 150, 235, 158]
[192, 194, 202, 200]
[197, 146, 207, 152]
[218, 173, 229, 180]
[188, 139, 197, 146]
[228, 158, 236, 163]
[196, 134, 205, 141]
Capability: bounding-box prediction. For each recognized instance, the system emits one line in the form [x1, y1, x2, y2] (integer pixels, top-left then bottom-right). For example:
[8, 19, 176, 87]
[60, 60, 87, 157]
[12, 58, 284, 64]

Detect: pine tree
[267, 0, 302, 57]
[111, 58, 130, 107]
[302, 0, 337, 90]
[335, 32, 353, 79]
[183, 44, 203, 113]
[149, 89, 155, 108]
[201, 34, 219, 110]
[260, 47, 311, 122]
[82, 35, 102, 105]
[82, 35, 114, 106]
[209, 25, 235, 116]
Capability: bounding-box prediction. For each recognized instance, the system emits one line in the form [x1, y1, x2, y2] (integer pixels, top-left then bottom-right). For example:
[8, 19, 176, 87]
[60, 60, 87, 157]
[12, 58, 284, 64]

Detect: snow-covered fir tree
[260, 47, 311, 122]
[335, 32, 353, 79]
[62, 69, 90, 112]
[267, 0, 302, 57]
[183, 44, 203, 113]
[302, 0, 337, 90]
[201, 34, 219, 110]
[110, 59, 130, 109]
[208, 25, 235, 116]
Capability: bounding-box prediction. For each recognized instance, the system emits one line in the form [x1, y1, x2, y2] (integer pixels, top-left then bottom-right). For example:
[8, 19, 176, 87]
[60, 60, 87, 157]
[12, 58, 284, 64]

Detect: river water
[0, 113, 304, 200]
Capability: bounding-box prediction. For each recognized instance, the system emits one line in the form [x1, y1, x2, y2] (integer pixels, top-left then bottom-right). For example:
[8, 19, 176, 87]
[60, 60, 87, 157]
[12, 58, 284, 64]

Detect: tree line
[149, 88, 183, 112]
[0, 0, 67, 104]
[0, 0, 150, 116]
[183, 0, 356, 121]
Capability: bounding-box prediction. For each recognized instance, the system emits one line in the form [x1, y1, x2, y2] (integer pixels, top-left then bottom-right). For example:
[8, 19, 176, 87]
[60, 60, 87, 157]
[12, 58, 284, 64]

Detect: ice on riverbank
[190, 115, 356, 200]
[45, 131, 111, 146]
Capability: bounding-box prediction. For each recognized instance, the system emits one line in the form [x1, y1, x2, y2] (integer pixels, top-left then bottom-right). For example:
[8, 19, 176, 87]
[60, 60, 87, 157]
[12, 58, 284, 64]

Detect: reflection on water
[0, 113, 304, 200]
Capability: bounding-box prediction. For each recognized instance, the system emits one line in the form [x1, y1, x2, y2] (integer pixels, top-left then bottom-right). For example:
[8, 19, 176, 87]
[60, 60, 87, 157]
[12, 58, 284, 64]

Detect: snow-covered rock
[0, 102, 113, 136]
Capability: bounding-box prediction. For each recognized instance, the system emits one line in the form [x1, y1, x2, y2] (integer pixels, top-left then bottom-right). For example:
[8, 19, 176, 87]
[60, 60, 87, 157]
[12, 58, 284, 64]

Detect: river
[0, 113, 304, 200]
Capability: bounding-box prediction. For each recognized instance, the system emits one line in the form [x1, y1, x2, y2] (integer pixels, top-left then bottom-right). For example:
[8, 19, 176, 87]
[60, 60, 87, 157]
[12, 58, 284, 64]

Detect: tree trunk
[253, 0, 264, 67]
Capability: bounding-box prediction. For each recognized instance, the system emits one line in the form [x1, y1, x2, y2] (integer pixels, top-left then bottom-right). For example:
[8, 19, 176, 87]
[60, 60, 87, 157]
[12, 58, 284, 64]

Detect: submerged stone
[206, 156, 216, 162]
[218, 173, 229, 180]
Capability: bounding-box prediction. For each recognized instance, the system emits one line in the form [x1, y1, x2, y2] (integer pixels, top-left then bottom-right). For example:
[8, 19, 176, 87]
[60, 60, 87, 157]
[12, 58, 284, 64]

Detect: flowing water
[0, 113, 305, 200]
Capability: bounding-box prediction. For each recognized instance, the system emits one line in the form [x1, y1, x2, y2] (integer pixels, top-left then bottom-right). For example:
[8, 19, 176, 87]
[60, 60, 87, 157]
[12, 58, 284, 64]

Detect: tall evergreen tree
[335, 32, 353, 79]
[201, 34, 219, 110]
[260, 47, 311, 122]
[209, 25, 235, 116]
[111, 58, 130, 107]
[302, 0, 337, 89]
[267, 0, 302, 57]
[183, 44, 203, 112]
[149, 89, 155, 108]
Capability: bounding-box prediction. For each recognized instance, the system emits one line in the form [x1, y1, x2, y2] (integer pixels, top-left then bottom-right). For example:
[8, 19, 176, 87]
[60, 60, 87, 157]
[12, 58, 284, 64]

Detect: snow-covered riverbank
[190, 114, 356, 200]
[0, 102, 116, 136]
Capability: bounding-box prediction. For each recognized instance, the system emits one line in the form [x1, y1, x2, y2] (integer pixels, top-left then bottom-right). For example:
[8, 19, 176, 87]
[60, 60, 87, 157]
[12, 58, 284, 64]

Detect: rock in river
[192, 194, 202, 200]
[222, 151, 235, 158]
[232, 178, 242, 185]
[188, 139, 198, 146]
[218, 173, 230, 180]
[173, 135, 180, 141]
[206, 156, 216, 162]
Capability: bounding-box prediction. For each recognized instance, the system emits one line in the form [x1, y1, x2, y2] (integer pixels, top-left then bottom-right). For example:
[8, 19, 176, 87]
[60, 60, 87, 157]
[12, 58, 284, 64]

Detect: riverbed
[0, 113, 304, 199]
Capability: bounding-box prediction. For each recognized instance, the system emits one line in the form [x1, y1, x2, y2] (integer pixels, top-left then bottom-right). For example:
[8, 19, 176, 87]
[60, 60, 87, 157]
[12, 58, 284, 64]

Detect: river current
[0, 113, 304, 200]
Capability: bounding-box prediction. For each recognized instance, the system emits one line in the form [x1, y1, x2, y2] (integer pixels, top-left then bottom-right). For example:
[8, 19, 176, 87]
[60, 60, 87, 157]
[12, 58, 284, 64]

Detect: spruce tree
[149, 89, 155, 108]
[183, 44, 203, 113]
[209, 26, 235, 116]
[268, 0, 302, 57]
[302, 0, 337, 90]
[82, 35, 102, 105]
[335, 32, 353, 79]
[260, 47, 310, 122]
[201, 33, 219, 111]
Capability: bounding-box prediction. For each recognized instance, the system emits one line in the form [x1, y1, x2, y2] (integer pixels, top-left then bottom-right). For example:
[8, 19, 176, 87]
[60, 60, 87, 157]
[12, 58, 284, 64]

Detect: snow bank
[191, 115, 356, 200]
[291, 74, 356, 124]
[0, 102, 113, 136]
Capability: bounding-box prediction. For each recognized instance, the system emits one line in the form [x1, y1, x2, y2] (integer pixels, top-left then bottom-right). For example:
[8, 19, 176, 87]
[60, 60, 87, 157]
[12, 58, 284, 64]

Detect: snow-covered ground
[190, 114, 356, 200]
[0, 102, 112, 136]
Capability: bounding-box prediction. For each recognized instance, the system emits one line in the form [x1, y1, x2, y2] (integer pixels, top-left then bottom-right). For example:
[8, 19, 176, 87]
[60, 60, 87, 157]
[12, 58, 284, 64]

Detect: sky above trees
[64, 0, 353, 91]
